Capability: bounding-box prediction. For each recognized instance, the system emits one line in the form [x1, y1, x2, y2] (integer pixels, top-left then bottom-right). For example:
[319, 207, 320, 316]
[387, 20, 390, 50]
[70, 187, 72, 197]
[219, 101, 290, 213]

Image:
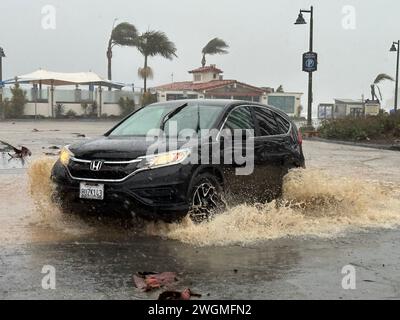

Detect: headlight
[59, 146, 74, 166]
[138, 149, 191, 169]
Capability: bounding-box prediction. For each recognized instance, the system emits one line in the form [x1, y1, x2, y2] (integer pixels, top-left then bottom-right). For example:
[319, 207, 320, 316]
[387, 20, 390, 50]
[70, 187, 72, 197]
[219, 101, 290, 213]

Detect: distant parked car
[51, 99, 305, 222]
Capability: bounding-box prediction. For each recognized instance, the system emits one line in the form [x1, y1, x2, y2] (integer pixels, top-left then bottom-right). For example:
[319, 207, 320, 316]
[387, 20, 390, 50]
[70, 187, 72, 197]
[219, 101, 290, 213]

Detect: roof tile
[188, 66, 223, 74]
[154, 80, 265, 93]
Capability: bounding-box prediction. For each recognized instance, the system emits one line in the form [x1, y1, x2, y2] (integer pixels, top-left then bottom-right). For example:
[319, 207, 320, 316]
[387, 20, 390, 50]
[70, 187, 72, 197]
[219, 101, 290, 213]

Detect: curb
[305, 137, 400, 151]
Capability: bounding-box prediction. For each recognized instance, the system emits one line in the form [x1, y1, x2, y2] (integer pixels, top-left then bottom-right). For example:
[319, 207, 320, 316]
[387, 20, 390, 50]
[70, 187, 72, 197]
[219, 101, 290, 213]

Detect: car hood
[69, 136, 192, 161]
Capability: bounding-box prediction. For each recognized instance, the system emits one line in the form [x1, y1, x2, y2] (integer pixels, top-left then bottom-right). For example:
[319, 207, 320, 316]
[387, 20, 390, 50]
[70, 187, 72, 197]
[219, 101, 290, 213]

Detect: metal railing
[1, 87, 140, 104]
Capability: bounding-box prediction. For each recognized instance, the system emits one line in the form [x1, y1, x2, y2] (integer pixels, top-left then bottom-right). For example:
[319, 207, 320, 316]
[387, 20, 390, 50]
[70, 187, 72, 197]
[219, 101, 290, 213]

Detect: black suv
[51, 99, 305, 221]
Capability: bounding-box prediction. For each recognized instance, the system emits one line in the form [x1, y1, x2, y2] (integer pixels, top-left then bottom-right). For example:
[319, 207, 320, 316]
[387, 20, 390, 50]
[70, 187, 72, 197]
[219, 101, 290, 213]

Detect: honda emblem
[90, 160, 103, 171]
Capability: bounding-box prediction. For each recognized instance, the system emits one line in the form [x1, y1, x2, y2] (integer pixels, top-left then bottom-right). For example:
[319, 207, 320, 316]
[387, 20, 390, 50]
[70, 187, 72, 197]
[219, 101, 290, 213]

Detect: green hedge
[1, 84, 27, 118]
[319, 112, 400, 141]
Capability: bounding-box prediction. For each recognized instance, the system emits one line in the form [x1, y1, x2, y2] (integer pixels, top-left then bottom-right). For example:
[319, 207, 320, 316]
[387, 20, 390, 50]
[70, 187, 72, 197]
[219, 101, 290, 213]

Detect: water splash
[146, 169, 400, 246]
[27, 159, 400, 246]
[28, 158, 56, 216]
[27, 158, 95, 239]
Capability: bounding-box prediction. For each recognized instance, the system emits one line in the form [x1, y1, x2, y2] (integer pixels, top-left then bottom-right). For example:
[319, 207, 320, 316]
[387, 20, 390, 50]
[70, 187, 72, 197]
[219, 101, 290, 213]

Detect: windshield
[109, 103, 224, 136]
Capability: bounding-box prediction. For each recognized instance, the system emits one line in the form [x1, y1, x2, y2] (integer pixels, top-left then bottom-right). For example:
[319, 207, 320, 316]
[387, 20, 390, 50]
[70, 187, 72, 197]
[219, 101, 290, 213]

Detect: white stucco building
[153, 65, 303, 117]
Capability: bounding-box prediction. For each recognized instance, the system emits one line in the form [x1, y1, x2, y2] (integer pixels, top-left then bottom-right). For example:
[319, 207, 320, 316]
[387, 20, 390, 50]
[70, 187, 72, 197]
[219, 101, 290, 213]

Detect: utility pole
[0, 47, 5, 120]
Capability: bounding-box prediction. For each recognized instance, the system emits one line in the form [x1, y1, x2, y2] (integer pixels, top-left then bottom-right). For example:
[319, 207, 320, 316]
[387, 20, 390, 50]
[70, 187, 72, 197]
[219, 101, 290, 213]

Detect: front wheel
[188, 173, 226, 223]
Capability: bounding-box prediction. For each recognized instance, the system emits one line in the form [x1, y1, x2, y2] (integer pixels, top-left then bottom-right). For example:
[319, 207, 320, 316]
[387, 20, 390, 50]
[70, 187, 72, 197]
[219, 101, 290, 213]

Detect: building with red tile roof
[154, 65, 267, 103]
[152, 65, 303, 116]
[188, 65, 224, 74]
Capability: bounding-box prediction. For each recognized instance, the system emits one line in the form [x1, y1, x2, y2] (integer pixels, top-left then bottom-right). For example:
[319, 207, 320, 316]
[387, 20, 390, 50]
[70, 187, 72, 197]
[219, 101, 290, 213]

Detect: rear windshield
[275, 113, 291, 134]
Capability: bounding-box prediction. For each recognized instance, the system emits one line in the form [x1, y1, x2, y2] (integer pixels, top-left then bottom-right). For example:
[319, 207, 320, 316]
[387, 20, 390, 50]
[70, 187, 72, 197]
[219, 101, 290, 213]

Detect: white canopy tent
[4, 69, 125, 88]
[4, 69, 126, 117]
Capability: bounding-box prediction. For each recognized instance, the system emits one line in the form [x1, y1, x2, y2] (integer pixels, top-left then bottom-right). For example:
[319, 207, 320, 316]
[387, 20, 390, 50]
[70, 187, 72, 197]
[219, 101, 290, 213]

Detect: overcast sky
[1, 0, 399, 109]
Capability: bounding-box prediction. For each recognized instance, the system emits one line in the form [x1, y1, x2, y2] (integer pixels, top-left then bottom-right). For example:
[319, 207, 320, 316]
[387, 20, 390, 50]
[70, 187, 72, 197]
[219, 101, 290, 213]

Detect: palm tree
[201, 38, 229, 67]
[106, 22, 138, 82]
[370, 73, 394, 103]
[136, 30, 177, 92]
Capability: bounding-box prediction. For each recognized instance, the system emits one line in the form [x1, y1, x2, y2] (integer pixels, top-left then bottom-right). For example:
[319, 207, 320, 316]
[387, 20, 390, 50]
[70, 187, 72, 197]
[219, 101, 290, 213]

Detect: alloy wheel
[189, 181, 225, 223]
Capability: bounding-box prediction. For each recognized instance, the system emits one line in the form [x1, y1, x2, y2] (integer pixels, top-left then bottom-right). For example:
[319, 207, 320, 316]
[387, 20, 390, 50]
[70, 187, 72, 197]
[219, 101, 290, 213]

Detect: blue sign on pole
[303, 51, 318, 72]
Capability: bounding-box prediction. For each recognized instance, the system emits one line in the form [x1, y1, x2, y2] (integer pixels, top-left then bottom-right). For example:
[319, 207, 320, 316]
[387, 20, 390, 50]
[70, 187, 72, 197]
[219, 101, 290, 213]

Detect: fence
[1, 87, 139, 104]
[1, 86, 142, 118]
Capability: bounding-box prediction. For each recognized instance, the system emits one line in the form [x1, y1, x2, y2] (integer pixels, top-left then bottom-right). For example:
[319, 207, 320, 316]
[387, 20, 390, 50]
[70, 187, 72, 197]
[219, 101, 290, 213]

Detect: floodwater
[1, 120, 400, 299]
[25, 157, 400, 247]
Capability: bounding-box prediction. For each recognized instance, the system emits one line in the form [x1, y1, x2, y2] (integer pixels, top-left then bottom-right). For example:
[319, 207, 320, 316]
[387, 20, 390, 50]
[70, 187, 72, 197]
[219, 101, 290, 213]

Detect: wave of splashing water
[28, 159, 400, 246]
[28, 158, 96, 239]
[146, 169, 400, 246]
[28, 158, 55, 212]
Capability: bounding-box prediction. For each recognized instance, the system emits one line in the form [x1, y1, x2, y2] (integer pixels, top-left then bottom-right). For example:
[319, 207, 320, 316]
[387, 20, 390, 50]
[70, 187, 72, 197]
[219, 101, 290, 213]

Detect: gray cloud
[0, 0, 399, 109]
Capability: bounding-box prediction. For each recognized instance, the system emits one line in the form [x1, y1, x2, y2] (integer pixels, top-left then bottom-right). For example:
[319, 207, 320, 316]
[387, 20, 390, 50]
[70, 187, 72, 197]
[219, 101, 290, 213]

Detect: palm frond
[202, 38, 229, 55]
[111, 22, 138, 47]
[137, 31, 177, 60]
[373, 73, 394, 84]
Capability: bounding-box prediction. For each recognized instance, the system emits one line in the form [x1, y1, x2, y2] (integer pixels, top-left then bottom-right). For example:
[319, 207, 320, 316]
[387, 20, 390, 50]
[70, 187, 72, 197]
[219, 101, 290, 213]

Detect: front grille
[68, 159, 140, 181]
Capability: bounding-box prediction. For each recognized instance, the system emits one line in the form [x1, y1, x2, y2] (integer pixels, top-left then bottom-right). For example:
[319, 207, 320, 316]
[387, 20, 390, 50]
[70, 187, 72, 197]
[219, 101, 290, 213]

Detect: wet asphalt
[2, 229, 400, 299]
[1, 120, 400, 300]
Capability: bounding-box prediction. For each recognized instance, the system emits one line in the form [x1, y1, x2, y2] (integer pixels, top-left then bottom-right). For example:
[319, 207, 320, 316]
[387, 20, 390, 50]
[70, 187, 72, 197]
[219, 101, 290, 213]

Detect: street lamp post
[0, 47, 5, 120]
[390, 40, 399, 112]
[295, 6, 314, 127]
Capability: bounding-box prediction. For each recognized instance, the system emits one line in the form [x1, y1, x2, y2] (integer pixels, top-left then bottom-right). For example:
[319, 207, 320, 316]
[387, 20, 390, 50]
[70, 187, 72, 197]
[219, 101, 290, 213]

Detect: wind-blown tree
[106, 22, 138, 82]
[136, 30, 177, 92]
[4, 83, 27, 118]
[370, 73, 394, 103]
[201, 38, 229, 67]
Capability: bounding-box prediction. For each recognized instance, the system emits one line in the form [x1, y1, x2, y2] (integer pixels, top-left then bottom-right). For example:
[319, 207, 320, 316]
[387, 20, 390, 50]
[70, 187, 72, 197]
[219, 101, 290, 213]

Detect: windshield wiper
[160, 103, 188, 130]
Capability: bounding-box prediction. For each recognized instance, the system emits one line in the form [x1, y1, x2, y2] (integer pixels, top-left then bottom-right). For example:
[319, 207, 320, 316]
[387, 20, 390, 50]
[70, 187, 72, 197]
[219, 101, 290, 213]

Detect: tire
[187, 173, 226, 223]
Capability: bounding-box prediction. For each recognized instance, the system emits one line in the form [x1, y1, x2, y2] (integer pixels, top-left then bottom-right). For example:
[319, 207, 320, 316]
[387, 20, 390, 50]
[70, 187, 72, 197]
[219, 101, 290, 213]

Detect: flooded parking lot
[1, 120, 400, 299]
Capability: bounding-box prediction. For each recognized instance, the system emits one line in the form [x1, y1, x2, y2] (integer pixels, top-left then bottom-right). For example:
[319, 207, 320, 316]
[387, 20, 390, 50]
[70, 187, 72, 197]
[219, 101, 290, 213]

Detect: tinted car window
[275, 113, 291, 134]
[223, 106, 255, 132]
[109, 105, 167, 136]
[254, 107, 279, 136]
[164, 105, 224, 136]
[109, 104, 224, 136]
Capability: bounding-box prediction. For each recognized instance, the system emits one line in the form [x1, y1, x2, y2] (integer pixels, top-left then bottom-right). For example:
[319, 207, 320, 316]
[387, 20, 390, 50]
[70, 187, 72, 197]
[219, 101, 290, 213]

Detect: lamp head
[294, 12, 307, 25]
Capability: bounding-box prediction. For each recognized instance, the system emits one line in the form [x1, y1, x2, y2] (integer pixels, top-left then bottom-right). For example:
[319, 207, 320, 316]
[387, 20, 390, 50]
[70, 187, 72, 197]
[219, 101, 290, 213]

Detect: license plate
[79, 182, 104, 200]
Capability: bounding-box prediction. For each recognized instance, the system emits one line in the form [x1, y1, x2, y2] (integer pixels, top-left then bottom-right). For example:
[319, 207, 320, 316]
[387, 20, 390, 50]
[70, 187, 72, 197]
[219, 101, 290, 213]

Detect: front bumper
[51, 160, 192, 218]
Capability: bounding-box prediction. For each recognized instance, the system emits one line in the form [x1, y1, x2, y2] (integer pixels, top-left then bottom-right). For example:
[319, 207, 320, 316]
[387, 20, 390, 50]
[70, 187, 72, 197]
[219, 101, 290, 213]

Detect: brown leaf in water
[133, 272, 178, 292]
